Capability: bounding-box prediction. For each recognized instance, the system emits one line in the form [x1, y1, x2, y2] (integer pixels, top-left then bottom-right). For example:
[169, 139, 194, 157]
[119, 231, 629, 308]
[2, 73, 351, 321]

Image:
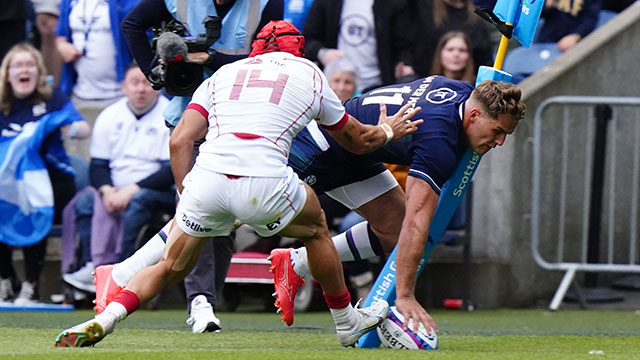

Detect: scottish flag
[0, 103, 76, 246]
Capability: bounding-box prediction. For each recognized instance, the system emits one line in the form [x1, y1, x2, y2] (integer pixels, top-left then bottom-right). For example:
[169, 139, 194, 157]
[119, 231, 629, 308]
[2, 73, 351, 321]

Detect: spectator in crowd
[0, 1, 28, 59]
[303, 0, 416, 93]
[0, 43, 89, 304]
[55, 0, 138, 106]
[31, 0, 63, 84]
[120, 0, 284, 333]
[431, 31, 476, 83]
[409, 0, 494, 78]
[323, 57, 358, 102]
[60, 64, 174, 292]
[537, 0, 601, 52]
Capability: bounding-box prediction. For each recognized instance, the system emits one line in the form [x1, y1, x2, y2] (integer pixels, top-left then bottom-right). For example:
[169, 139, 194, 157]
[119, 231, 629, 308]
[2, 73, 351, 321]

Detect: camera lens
[164, 62, 204, 96]
[174, 69, 194, 88]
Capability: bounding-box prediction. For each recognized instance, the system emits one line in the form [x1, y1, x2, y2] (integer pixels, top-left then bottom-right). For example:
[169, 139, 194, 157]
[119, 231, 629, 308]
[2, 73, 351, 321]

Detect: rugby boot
[336, 299, 389, 347]
[54, 318, 111, 347]
[268, 248, 304, 326]
[93, 265, 123, 313]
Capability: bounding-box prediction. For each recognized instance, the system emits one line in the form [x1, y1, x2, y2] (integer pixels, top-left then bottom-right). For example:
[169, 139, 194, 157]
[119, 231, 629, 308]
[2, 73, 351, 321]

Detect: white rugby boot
[186, 295, 221, 333]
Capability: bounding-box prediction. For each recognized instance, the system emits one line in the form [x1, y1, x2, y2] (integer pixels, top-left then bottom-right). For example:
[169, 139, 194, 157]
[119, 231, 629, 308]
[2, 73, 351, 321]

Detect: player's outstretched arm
[325, 103, 423, 155]
[394, 175, 439, 335]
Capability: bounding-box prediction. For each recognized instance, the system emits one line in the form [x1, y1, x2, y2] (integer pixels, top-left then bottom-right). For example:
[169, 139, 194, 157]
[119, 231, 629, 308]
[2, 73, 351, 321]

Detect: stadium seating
[504, 10, 619, 84]
[502, 43, 561, 83]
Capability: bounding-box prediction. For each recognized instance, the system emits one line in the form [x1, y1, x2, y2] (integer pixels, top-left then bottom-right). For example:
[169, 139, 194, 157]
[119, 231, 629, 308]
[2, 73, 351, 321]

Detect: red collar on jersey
[249, 20, 305, 58]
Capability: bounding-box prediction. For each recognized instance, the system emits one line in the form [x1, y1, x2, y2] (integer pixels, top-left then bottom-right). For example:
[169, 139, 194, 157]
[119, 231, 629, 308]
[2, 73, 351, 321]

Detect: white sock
[330, 303, 356, 331]
[111, 221, 170, 286]
[290, 247, 309, 279]
[95, 302, 128, 334]
[332, 221, 380, 261]
[292, 221, 381, 279]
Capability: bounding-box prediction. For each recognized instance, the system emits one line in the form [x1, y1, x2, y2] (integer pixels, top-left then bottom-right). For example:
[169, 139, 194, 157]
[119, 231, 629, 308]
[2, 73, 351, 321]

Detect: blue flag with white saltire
[0, 103, 76, 246]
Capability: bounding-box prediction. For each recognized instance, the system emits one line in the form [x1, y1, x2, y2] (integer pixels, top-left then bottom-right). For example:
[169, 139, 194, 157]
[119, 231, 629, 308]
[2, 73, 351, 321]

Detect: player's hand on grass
[377, 103, 423, 142]
[395, 296, 438, 335]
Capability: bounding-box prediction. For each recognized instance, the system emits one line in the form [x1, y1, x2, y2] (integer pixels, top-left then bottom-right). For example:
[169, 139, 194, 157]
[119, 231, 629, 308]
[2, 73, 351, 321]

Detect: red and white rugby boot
[268, 248, 304, 326]
[93, 265, 123, 314]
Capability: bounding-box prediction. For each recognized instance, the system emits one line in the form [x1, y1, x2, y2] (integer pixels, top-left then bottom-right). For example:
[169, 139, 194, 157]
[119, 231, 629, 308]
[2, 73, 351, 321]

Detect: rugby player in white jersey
[55, 20, 423, 348]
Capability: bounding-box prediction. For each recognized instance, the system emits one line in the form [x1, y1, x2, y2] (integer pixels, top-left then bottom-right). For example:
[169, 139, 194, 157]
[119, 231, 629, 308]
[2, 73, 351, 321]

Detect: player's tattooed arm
[326, 103, 423, 155]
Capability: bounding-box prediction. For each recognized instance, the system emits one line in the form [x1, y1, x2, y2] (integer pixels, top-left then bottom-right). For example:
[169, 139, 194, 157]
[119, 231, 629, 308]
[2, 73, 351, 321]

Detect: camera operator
[118, 0, 284, 333]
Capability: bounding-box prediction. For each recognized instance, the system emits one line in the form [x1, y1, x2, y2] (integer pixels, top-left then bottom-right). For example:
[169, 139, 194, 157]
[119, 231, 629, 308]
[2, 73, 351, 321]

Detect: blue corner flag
[493, 0, 545, 47]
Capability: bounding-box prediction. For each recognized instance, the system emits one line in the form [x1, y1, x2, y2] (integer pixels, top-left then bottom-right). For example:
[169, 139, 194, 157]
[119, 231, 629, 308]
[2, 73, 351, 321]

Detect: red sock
[112, 290, 141, 315]
[323, 289, 351, 309]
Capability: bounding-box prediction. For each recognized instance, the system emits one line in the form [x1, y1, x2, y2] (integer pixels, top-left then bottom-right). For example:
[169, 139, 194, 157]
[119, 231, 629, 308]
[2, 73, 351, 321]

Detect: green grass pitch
[1, 308, 639, 359]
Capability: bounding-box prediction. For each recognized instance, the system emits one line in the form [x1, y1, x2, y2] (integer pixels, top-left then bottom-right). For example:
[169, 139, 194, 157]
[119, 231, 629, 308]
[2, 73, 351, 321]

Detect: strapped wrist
[380, 123, 394, 144]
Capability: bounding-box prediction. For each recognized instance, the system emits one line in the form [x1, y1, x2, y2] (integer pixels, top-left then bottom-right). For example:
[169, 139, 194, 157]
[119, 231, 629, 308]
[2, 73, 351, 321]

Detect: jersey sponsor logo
[303, 175, 316, 185]
[181, 214, 212, 233]
[426, 87, 457, 104]
[266, 217, 282, 231]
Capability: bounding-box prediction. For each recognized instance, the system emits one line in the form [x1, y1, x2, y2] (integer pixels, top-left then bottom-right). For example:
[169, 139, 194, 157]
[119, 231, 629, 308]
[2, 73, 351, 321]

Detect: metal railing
[531, 96, 640, 310]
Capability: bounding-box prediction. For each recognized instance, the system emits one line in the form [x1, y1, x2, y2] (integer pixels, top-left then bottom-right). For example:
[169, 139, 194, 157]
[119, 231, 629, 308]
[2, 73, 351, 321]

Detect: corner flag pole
[356, 0, 542, 348]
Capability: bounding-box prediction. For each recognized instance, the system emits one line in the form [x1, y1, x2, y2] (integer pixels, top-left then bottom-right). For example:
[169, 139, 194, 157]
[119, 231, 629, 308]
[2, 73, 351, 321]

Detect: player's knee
[369, 220, 402, 252]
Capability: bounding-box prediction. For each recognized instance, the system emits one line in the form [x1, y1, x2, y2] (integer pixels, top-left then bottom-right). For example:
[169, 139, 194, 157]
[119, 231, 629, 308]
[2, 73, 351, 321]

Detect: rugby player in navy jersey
[83, 74, 525, 336]
[273, 75, 526, 332]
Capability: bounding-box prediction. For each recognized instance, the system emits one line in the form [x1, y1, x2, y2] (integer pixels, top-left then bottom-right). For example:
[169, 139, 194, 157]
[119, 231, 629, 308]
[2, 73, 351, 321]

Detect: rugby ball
[376, 306, 438, 350]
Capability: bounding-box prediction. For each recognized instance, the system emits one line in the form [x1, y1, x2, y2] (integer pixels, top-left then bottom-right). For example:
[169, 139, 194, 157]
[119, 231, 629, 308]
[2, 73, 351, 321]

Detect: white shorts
[325, 170, 398, 209]
[176, 165, 307, 238]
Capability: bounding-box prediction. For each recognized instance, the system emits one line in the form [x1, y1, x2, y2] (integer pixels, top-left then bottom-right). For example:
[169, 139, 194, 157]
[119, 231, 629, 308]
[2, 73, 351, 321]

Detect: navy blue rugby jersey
[288, 76, 473, 195]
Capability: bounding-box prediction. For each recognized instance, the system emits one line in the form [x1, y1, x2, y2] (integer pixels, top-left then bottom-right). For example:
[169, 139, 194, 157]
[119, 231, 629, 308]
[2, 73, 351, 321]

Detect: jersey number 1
[230, 69, 289, 105]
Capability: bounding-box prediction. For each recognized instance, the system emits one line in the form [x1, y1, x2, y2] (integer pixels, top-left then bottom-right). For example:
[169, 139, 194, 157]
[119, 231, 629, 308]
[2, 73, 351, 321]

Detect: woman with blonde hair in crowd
[431, 31, 476, 83]
[0, 43, 89, 305]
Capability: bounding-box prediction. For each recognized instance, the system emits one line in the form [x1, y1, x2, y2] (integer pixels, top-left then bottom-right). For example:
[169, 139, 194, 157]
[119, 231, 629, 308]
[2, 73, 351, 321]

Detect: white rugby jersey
[90, 96, 170, 188]
[188, 52, 347, 177]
